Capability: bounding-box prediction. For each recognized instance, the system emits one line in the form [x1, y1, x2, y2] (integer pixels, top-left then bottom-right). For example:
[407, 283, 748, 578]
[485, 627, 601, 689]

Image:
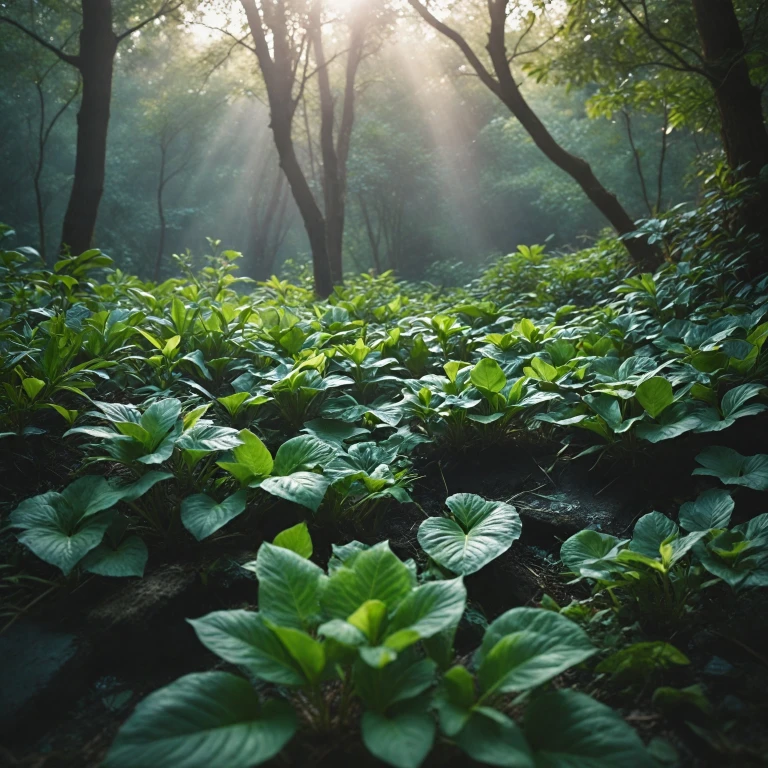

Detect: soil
[1, 426, 767, 767]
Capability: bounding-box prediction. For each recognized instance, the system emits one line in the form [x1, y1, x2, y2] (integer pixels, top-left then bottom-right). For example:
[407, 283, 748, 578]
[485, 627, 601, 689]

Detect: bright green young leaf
[22, 377, 46, 401]
[635, 377, 674, 418]
[471, 359, 507, 393]
[596, 642, 689, 679]
[321, 541, 415, 619]
[103, 672, 297, 768]
[273, 522, 313, 558]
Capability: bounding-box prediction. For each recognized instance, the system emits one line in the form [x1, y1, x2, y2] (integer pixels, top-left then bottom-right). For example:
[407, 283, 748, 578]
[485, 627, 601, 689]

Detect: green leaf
[455, 708, 533, 768]
[81, 535, 148, 578]
[260, 472, 330, 512]
[560, 530, 625, 579]
[176, 425, 243, 453]
[385, 578, 467, 651]
[679, 489, 734, 532]
[635, 377, 674, 419]
[22, 377, 45, 401]
[233, 429, 273, 476]
[16, 507, 112, 576]
[524, 690, 655, 768]
[471, 359, 507, 393]
[630, 512, 678, 558]
[253, 542, 322, 630]
[60, 475, 125, 517]
[417, 493, 522, 575]
[140, 398, 181, 446]
[596, 642, 689, 679]
[475, 608, 596, 694]
[272, 435, 336, 475]
[321, 541, 415, 619]
[361, 700, 435, 768]
[693, 447, 768, 490]
[269, 624, 326, 684]
[721, 383, 765, 418]
[103, 672, 296, 768]
[273, 522, 313, 558]
[354, 655, 436, 712]
[181, 491, 248, 541]
[188, 610, 304, 686]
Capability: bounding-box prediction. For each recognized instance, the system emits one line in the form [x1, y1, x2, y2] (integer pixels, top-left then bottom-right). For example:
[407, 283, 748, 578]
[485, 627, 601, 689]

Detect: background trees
[1, 0, 765, 290]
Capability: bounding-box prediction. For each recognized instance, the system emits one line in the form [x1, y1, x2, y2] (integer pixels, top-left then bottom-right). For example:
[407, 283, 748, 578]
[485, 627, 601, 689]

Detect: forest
[0, 0, 767, 767]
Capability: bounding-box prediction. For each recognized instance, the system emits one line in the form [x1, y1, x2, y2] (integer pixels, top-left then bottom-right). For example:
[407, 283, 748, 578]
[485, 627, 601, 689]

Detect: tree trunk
[60, 0, 117, 256]
[273, 115, 332, 297]
[153, 144, 167, 282]
[312, 18, 344, 284]
[690, 0, 768, 179]
[241, 0, 333, 297]
[484, 0, 657, 268]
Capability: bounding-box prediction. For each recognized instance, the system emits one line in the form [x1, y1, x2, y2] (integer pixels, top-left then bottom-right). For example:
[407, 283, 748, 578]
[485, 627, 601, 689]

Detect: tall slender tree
[1, 1, 183, 256]
[407, 0, 660, 267]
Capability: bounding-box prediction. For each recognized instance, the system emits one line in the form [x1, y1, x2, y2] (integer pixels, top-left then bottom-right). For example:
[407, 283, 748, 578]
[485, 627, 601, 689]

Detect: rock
[0, 621, 78, 731]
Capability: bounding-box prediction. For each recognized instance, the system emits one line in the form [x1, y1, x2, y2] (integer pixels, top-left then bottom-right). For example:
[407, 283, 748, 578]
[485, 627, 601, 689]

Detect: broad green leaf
[475, 608, 596, 694]
[361, 700, 435, 768]
[176, 425, 243, 453]
[269, 624, 326, 684]
[455, 707, 533, 768]
[635, 377, 674, 418]
[524, 690, 655, 767]
[253, 542, 322, 630]
[630, 512, 678, 558]
[22, 377, 45, 401]
[260, 472, 330, 512]
[81, 535, 148, 578]
[181, 491, 248, 541]
[60, 475, 125, 518]
[272, 435, 336, 475]
[721, 383, 765, 418]
[471, 359, 506, 393]
[679, 489, 734, 532]
[354, 655, 436, 712]
[560, 530, 625, 579]
[385, 578, 467, 651]
[273, 522, 313, 558]
[188, 610, 304, 686]
[140, 398, 181, 446]
[349, 599, 389, 643]
[232, 429, 273, 476]
[321, 541, 415, 619]
[103, 672, 296, 768]
[693, 447, 768, 490]
[418, 494, 522, 575]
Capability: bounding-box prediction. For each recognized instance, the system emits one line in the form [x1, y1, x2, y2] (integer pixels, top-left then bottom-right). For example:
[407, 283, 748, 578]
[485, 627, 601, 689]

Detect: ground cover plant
[1, 178, 768, 767]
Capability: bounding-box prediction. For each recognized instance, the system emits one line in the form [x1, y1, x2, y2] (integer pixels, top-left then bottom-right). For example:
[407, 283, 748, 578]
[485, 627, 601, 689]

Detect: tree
[551, 0, 768, 181]
[1, 1, 183, 256]
[239, 0, 377, 295]
[407, 0, 660, 267]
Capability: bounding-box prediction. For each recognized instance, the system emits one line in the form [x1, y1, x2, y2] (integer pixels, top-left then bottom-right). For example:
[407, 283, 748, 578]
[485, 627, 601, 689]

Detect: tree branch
[406, 0, 500, 96]
[116, 0, 185, 43]
[0, 15, 79, 66]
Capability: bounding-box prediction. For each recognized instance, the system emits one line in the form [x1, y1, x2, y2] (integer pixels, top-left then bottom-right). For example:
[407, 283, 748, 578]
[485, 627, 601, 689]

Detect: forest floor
[2, 419, 767, 768]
